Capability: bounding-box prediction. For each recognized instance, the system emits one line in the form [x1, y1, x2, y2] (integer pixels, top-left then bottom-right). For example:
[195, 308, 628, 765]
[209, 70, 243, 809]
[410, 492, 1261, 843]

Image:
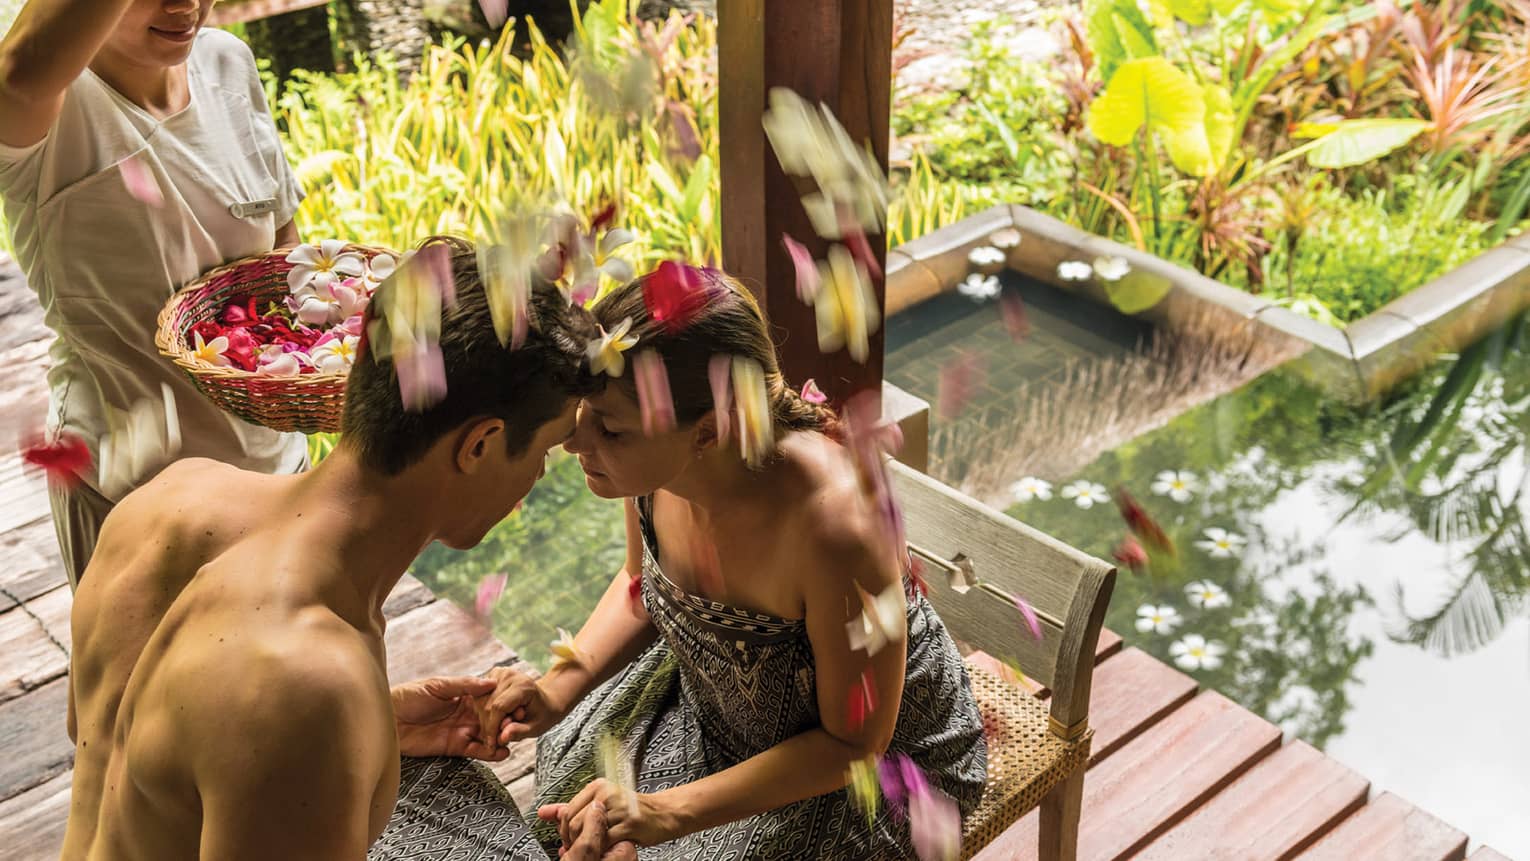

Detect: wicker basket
[155, 244, 396, 434]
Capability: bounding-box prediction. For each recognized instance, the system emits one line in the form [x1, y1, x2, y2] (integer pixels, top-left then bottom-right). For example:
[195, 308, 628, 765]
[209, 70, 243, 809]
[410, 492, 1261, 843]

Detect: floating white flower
[1135, 604, 1180, 635]
[191, 331, 230, 367]
[845, 582, 905, 657]
[988, 227, 1023, 249]
[1151, 470, 1198, 503]
[1195, 527, 1247, 559]
[1169, 634, 1226, 671]
[1093, 255, 1131, 282]
[1059, 480, 1110, 509]
[1057, 260, 1093, 281]
[548, 627, 588, 670]
[1010, 476, 1053, 502]
[967, 246, 1006, 268]
[957, 273, 1001, 302]
[1184, 580, 1231, 609]
[586, 317, 640, 378]
[285, 240, 365, 295]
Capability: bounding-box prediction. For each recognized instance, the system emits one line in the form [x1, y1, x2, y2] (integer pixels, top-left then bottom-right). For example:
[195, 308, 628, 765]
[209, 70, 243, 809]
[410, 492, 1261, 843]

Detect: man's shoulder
[191, 28, 260, 90]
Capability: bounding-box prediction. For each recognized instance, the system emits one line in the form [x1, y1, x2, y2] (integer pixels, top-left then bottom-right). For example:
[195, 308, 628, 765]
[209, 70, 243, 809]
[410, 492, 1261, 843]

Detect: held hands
[541, 801, 638, 861]
[390, 676, 507, 762]
[481, 665, 572, 745]
[540, 779, 684, 849]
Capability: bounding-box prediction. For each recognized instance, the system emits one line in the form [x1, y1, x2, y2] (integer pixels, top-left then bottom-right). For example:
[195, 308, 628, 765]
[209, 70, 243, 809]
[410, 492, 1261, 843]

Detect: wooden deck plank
[0, 588, 71, 705]
[1136, 741, 1369, 860]
[974, 691, 1282, 861]
[383, 573, 436, 620]
[0, 677, 72, 801]
[0, 456, 50, 537]
[1297, 792, 1468, 861]
[0, 770, 69, 860]
[1082, 647, 1198, 764]
[384, 599, 517, 685]
[0, 516, 65, 611]
[1095, 627, 1123, 660]
[965, 626, 1128, 697]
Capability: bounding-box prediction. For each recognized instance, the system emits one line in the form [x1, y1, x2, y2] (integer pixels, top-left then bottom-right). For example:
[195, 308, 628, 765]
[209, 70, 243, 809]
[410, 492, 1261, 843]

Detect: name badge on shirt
[229, 198, 277, 219]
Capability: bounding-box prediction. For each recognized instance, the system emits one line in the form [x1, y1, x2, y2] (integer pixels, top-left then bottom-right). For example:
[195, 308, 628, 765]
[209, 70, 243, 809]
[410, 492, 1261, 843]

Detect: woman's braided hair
[591, 268, 841, 448]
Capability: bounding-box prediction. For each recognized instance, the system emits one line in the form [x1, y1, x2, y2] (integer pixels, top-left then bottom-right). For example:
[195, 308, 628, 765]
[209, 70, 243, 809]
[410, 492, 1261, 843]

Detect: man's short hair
[341, 236, 601, 474]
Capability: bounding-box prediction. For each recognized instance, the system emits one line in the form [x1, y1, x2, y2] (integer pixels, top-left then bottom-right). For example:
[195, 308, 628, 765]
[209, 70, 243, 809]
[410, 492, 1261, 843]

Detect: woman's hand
[482, 665, 572, 744]
[543, 779, 685, 848]
[390, 676, 506, 761]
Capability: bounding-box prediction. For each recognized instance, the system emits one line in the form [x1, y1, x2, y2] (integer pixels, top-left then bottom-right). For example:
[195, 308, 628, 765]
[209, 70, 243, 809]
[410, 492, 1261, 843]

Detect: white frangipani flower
[1010, 476, 1053, 502]
[1135, 604, 1180, 635]
[1093, 255, 1131, 281]
[967, 245, 1006, 268]
[1195, 527, 1247, 559]
[1151, 470, 1198, 503]
[310, 334, 360, 374]
[285, 240, 365, 295]
[1057, 260, 1093, 281]
[1170, 634, 1226, 671]
[1060, 480, 1110, 509]
[958, 273, 1001, 302]
[988, 227, 1023, 249]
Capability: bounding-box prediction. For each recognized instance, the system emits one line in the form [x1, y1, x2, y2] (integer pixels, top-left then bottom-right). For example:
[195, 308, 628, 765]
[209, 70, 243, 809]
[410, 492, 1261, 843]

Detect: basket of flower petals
[155, 240, 399, 434]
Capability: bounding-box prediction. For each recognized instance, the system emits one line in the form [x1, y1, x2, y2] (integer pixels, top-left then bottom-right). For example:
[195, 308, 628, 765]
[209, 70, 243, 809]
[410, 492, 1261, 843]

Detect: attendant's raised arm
[0, 0, 140, 148]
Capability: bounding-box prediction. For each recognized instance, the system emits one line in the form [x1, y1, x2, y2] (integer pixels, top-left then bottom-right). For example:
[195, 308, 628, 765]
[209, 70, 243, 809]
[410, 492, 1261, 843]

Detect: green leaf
[1104, 269, 1173, 313]
[681, 153, 713, 222]
[1087, 0, 1159, 83]
[1087, 57, 1211, 175]
[1149, 0, 1211, 26]
[1203, 83, 1235, 170]
[1294, 118, 1431, 168]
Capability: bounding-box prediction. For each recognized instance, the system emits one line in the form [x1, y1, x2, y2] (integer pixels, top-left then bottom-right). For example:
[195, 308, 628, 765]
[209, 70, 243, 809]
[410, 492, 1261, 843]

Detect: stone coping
[886, 205, 1530, 403]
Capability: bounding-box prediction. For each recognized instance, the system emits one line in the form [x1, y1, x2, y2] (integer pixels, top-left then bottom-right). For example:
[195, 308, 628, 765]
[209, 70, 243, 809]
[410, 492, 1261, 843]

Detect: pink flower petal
[800, 378, 827, 404]
[782, 234, 820, 303]
[475, 572, 508, 619]
[477, 0, 509, 28]
[1015, 596, 1043, 642]
[396, 341, 447, 411]
[841, 220, 883, 280]
[119, 155, 163, 207]
[708, 354, 733, 445]
[633, 350, 676, 436]
[643, 261, 709, 334]
[908, 782, 962, 861]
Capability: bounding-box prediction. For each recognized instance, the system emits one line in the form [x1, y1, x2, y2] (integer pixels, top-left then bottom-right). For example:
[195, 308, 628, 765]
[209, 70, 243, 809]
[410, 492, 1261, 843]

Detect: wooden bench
[891, 460, 1116, 861]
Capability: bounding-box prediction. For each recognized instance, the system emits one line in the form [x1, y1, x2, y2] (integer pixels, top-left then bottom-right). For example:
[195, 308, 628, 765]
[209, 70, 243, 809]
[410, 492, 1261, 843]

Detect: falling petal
[907, 556, 930, 597]
[477, 0, 508, 28]
[846, 582, 904, 657]
[475, 572, 508, 619]
[908, 781, 962, 861]
[800, 378, 828, 405]
[1113, 486, 1176, 557]
[395, 340, 448, 411]
[782, 234, 821, 303]
[847, 757, 882, 827]
[548, 627, 586, 670]
[478, 222, 538, 349]
[643, 261, 709, 334]
[731, 356, 774, 467]
[119, 155, 163, 207]
[846, 667, 879, 732]
[20, 433, 92, 488]
[708, 354, 733, 445]
[999, 290, 1032, 341]
[936, 352, 985, 420]
[634, 350, 676, 436]
[1112, 534, 1149, 574]
[815, 245, 880, 363]
[1015, 596, 1043, 642]
[596, 732, 639, 813]
[841, 220, 882, 279]
[587, 317, 641, 378]
[627, 571, 643, 606]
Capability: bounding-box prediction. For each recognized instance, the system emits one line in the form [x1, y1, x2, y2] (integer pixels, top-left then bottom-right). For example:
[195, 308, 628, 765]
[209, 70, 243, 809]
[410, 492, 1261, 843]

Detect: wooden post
[718, 0, 893, 408]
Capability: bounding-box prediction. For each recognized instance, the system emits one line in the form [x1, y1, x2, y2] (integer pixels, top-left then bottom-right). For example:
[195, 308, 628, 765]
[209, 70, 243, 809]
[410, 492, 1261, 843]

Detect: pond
[948, 305, 1530, 856]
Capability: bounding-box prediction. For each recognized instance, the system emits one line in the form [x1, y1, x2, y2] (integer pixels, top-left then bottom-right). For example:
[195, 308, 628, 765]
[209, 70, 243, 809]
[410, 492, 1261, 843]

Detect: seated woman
[488, 268, 987, 859]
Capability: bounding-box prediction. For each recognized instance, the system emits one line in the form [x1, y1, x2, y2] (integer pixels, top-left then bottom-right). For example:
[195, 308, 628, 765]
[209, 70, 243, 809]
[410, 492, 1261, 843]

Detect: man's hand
[538, 801, 637, 861]
[481, 665, 569, 745]
[542, 779, 683, 849]
[391, 676, 506, 761]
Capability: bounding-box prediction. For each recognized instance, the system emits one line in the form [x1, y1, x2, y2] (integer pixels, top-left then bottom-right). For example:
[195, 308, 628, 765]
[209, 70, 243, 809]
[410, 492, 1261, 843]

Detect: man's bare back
[65, 458, 397, 859]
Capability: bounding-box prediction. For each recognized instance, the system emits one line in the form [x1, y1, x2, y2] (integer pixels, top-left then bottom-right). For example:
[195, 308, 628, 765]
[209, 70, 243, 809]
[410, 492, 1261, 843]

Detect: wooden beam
[208, 0, 332, 27]
[718, 0, 894, 407]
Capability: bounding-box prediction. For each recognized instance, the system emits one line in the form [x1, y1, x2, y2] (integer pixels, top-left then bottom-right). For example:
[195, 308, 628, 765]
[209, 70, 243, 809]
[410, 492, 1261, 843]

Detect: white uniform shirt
[0, 28, 308, 501]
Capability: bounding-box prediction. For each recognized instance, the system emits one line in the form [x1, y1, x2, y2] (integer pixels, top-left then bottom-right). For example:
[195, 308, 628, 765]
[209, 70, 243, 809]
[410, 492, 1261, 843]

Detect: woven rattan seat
[959, 664, 1093, 859]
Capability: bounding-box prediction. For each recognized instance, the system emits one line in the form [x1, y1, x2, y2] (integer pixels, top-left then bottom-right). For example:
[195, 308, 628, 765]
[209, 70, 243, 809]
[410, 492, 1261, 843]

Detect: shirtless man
[63, 238, 626, 859]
